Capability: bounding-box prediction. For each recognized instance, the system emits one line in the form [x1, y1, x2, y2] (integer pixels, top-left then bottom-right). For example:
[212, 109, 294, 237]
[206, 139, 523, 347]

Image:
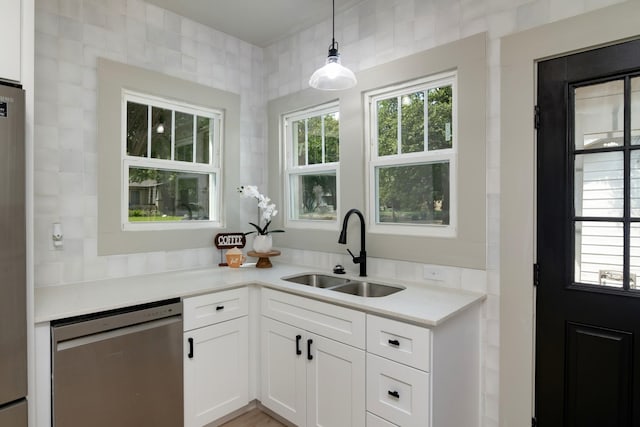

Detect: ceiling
[145, 0, 365, 48]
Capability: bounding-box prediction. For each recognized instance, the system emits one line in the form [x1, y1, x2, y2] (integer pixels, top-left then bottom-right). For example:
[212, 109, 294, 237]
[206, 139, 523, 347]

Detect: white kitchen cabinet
[307, 331, 365, 427]
[0, 0, 21, 82]
[260, 317, 306, 425]
[183, 288, 249, 427]
[260, 289, 366, 427]
[366, 308, 480, 427]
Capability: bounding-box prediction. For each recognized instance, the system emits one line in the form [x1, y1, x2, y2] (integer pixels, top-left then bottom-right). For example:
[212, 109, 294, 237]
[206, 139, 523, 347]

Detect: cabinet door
[260, 317, 306, 426]
[0, 0, 21, 81]
[184, 317, 249, 427]
[307, 334, 365, 427]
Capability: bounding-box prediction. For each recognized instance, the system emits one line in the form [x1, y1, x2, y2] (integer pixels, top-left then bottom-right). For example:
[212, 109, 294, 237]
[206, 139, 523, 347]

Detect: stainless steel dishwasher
[51, 298, 183, 427]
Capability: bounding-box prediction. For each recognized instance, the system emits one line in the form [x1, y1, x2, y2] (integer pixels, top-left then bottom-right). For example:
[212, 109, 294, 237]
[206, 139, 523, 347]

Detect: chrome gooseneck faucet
[338, 208, 367, 277]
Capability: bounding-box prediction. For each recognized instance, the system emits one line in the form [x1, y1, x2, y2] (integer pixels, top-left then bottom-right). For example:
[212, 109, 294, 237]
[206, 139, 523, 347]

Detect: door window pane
[126, 102, 148, 157]
[574, 152, 623, 217]
[629, 223, 640, 289]
[631, 150, 640, 217]
[574, 221, 623, 288]
[574, 80, 624, 149]
[175, 112, 193, 162]
[376, 162, 449, 225]
[632, 77, 640, 145]
[151, 107, 172, 159]
[288, 173, 337, 221]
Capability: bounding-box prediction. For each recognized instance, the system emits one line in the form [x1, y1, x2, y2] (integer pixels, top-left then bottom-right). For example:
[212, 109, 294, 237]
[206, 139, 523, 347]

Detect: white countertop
[35, 263, 485, 327]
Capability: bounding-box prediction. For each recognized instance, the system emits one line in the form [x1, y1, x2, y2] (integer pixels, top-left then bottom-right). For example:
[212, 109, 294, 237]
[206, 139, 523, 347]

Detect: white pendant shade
[309, 0, 357, 91]
[309, 54, 357, 91]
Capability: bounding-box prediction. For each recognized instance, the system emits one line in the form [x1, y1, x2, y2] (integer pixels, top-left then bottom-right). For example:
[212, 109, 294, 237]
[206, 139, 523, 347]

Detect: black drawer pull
[388, 339, 400, 347]
[307, 339, 313, 360]
[296, 335, 302, 355]
[388, 390, 400, 399]
[188, 337, 194, 359]
[216, 305, 224, 311]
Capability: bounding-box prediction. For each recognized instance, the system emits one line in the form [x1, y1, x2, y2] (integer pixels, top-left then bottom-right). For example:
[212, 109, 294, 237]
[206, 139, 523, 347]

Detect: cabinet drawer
[261, 288, 365, 348]
[366, 412, 399, 427]
[367, 314, 431, 371]
[366, 354, 430, 427]
[183, 287, 248, 331]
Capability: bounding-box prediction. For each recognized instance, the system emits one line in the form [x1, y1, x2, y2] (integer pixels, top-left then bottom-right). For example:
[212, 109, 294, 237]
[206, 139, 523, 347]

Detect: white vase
[253, 234, 273, 253]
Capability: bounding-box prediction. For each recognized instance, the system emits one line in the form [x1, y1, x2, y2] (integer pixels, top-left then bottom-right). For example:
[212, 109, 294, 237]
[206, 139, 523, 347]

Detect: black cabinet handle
[296, 335, 302, 355]
[188, 337, 194, 359]
[216, 305, 224, 311]
[388, 390, 400, 399]
[307, 339, 313, 360]
[388, 339, 400, 347]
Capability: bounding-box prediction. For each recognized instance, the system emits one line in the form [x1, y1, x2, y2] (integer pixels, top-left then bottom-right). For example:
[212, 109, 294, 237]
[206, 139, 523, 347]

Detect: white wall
[33, 0, 267, 285]
[262, 1, 627, 426]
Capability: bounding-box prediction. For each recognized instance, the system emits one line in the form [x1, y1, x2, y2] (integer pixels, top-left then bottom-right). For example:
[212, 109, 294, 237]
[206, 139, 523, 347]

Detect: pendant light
[309, 0, 357, 91]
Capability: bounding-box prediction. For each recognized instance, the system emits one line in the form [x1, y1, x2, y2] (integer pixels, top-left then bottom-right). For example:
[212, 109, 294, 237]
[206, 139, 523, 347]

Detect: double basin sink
[282, 273, 405, 298]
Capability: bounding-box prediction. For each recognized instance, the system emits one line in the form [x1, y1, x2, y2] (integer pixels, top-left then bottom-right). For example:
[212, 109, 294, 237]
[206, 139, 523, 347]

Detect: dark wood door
[536, 38, 640, 426]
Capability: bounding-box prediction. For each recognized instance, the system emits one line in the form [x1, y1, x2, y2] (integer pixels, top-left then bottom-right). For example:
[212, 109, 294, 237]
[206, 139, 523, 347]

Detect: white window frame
[121, 90, 224, 231]
[283, 101, 341, 230]
[365, 71, 458, 238]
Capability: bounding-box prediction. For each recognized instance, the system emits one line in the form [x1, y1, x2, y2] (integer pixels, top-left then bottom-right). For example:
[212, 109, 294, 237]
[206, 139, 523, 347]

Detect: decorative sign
[0, 102, 7, 118]
[214, 233, 246, 250]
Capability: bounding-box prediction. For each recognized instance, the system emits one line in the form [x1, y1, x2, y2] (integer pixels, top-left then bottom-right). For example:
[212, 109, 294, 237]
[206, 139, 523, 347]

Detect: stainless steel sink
[282, 273, 350, 288]
[331, 281, 405, 297]
[282, 273, 405, 297]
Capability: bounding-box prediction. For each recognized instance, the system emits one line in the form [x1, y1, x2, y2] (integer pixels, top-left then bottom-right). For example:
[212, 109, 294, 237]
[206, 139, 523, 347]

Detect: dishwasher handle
[55, 316, 182, 351]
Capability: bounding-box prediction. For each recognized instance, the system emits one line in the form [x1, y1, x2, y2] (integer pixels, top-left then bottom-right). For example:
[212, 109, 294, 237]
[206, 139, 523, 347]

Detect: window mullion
[305, 118, 309, 166]
[624, 76, 632, 290]
[321, 114, 326, 164]
[424, 90, 429, 152]
[170, 110, 175, 161]
[147, 106, 152, 158]
[397, 96, 402, 155]
[192, 115, 197, 163]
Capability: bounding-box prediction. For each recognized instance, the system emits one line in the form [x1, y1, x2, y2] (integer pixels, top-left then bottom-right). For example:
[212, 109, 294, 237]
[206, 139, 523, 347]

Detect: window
[122, 91, 222, 230]
[283, 102, 340, 227]
[367, 72, 457, 237]
[573, 76, 640, 290]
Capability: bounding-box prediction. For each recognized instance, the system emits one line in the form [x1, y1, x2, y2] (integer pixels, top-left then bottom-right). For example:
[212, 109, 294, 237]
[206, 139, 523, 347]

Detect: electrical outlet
[423, 266, 446, 281]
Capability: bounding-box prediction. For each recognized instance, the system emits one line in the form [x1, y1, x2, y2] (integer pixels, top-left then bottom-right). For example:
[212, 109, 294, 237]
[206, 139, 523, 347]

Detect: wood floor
[220, 408, 287, 427]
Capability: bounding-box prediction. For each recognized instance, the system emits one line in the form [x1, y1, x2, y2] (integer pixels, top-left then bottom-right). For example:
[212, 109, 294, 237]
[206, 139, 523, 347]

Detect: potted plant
[238, 185, 284, 253]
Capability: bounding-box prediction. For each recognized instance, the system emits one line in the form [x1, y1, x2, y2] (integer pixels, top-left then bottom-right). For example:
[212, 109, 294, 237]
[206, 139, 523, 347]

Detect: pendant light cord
[332, 0, 335, 47]
[329, 0, 338, 54]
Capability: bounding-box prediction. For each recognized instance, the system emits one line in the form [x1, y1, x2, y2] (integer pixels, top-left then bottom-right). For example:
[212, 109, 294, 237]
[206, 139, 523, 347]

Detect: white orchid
[238, 186, 284, 235]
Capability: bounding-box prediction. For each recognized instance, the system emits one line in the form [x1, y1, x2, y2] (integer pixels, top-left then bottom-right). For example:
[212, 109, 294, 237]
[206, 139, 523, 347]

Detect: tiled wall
[33, 0, 267, 284]
[32, 0, 628, 426]
[262, 1, 626, 426]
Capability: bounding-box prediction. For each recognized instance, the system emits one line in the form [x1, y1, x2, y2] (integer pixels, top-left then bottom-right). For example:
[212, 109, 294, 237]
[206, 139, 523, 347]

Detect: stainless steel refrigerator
[0, 83, 27, 426]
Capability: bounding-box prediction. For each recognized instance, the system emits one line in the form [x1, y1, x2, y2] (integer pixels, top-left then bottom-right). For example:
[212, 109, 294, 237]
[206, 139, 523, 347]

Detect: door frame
[500, 2, 640, 426]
